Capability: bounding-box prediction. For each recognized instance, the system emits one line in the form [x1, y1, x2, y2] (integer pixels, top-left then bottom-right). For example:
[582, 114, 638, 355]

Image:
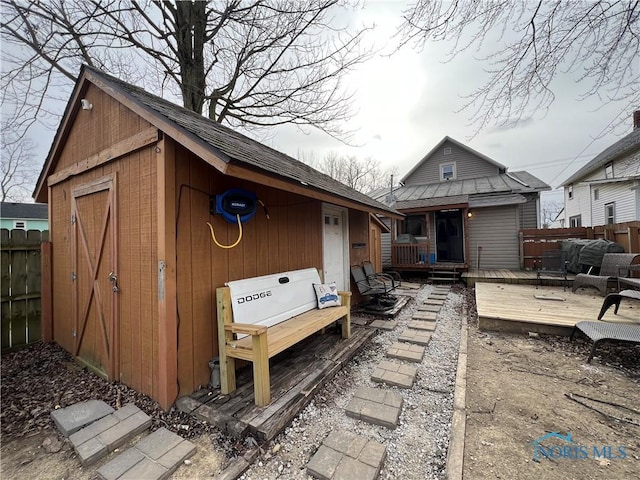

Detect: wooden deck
[178, 325, 376, 441]
[462, 269, 575, 287]
[476, 282, 640, 335]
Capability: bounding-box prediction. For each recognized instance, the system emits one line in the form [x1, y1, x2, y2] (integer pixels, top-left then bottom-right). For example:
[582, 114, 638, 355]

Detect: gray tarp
[561, 239, 625, 274]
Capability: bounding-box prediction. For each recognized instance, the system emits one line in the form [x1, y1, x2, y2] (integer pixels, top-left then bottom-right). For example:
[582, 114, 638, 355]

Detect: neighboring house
[0, 202, 48, 231]
[372, 136, 549, 271]
[33, 65, 400, 409]
[561, 112, 640, 227]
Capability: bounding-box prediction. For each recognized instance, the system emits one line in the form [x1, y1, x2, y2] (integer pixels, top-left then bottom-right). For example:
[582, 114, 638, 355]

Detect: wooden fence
[520, 221, 640, 270]
[1, 229, 49, 353]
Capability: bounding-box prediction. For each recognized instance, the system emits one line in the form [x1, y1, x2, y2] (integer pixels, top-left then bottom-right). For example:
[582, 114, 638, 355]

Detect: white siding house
[562, 114, 640, 227]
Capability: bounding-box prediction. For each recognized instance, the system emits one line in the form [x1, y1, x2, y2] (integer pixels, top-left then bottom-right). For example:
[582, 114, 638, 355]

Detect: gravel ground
[238, 283, 463, 480]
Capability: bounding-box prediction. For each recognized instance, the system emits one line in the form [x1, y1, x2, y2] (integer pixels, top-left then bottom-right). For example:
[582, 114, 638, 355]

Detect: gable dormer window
[440, 162, 456, 181]
[605, 162, 613, 179]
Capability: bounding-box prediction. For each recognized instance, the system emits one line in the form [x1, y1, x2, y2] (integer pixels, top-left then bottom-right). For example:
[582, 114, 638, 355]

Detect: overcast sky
[265, 1, 637, 204]
[20, 1, 637, 205]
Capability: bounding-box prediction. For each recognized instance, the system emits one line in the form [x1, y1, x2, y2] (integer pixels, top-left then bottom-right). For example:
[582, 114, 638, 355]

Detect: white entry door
[322, 205, 348, 291]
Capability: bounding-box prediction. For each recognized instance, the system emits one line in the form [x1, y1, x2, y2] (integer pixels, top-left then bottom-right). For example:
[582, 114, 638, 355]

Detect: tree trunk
[175, 1, 206, 114]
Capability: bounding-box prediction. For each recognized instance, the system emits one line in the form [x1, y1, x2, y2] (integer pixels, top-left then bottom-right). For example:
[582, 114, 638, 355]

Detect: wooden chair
[571, 253, 640, 296]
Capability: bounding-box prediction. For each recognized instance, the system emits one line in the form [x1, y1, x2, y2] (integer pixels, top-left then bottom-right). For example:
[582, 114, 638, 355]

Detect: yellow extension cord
[206, 214, 243, 249]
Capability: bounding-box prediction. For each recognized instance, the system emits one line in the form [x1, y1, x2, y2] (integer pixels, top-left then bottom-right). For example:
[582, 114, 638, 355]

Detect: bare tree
[1, 0, 372, 141]
[541, 198, 564, 228]
[0, 123, 38, 202]
[305, 151, 398, 193]
[398, 1, 640, 132]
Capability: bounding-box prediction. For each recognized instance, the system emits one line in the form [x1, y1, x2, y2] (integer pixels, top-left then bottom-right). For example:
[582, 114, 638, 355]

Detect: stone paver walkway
[398, 329, 432, 346]
[51, 399, 114, 437]
[345, 386, 403, 429]
[96, 427, 196, 480]
[417, 304, 441, 312]
[369, 319, 398, 331]
[371, 360, 417, 388]
[386, 342, 425, 362]
[424, 298, 445, 305]
[69, 404, 152, 466]
[412, 311, 437, 321]
[407, 320, 436, 331]
[307, 430, 386, 480]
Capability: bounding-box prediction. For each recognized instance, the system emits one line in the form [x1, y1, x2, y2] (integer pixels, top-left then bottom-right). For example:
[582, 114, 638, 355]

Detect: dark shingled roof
[561, 127, 640, 186]
[1, 202, 48, 219]
[80, 65, 398, 216]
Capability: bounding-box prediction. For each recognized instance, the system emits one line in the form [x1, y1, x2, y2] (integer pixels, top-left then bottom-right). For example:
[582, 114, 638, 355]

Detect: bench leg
[252, 332, 270, 406]
[341, 312, 351, 339]
[220, 355, 236, 395]
[598, 294, 620, 320]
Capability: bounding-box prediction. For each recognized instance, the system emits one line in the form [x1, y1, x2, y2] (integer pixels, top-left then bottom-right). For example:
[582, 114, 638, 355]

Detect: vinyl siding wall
[467, 206, 520, 270]
[404, 140, 502, 185]
[518, 195, 539, 229]
[591, 182, 638, 225]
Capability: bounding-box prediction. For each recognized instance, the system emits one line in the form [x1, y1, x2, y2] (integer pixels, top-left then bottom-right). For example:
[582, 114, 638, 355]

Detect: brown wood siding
[404, 140, 501, 185]
[174, 146, 323, 395]
[49, 92, 159, 399]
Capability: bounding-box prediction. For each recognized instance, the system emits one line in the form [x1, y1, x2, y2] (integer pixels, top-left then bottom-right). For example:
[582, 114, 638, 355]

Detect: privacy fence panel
[1, 229, 49, 353]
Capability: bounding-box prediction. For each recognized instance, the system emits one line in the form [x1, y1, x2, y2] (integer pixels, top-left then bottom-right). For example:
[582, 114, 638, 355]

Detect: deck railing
[392, 242, 430, 269]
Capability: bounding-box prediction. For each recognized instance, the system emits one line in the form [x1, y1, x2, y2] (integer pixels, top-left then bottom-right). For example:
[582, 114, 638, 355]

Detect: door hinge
[71, 214, 76, 224]
[71, 272, 77, 281]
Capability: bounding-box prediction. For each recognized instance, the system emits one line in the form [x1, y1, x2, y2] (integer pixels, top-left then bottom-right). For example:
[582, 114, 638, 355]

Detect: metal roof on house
[36, 65, 399, 217]
[561, 127, 640, 186]
[0, 202, 48, 220]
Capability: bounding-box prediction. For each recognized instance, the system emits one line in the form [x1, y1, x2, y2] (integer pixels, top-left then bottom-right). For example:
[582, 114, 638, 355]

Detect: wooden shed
[34, 66, 400, 409]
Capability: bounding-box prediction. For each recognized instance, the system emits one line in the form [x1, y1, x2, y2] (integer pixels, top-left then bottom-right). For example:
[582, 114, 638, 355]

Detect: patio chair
[535, 250, 568, 291]
[597, 289, 640, 319]
[350, 264, 396, 309]
[571, 253, 640, 296]
[362, 260, 401, 291]
[570, 321, 640, 363]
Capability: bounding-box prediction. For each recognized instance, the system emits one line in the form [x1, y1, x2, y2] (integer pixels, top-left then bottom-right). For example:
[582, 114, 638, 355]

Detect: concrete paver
[424, 298, 445, 305]
[345, 386, 403, 429]
[412, 311, 437, 321]
[408, 320, 436, 331]
[429, 294, 448, 300]
[398, 329, 432, 346]
[386, 342, 425, 362]
[51, 399, 114, 437]
[97, 427, 196, 480]
[369, 319, 398, 331]
[307, 430, 386, 480]
[371, 360, 417, 388]
[69, 404, 151, 466]
[417, 304, 440, 312]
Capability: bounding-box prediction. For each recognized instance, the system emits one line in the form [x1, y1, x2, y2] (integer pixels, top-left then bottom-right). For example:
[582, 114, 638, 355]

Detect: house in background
[33, 65, 400, 409]
[372, 136, 549, 273]
[0, 202, 48, 231]
[561, 111, 640, 227]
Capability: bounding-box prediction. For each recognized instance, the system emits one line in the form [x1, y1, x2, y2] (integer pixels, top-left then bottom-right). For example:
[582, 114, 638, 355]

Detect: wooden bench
[216, 268, 351, 407]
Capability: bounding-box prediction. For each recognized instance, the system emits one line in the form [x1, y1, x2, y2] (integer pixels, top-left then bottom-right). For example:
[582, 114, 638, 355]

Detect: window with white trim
[593, 188, 599, 201]
[440, 162, 456, 181]
[568, 185, 573, 199]
[605, 162, 613, 179]
[14, 221, 26, 229]
[605, 203, 615, 224]
[569, 215, 581, 227]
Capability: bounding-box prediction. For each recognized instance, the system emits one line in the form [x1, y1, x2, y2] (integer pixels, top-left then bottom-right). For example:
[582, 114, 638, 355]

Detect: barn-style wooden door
[71, 174, 119, 380]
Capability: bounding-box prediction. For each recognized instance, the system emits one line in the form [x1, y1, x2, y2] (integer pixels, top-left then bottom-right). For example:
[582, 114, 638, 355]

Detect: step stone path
[97, 427, 196, 480]
[52, 402, 195, 479]
[69, 404, 152, 466]
[307, 430, 387, 480]
[307, 286, 449, 480]
[371, 360, 417, 388]
[345, 386, 403, 429]
[407, 320, 436, 331]
[369, 319, 398, 331]
[412, 311, 437, 321]
[386, 342, 425, 363]
[398, 329, 432, 346]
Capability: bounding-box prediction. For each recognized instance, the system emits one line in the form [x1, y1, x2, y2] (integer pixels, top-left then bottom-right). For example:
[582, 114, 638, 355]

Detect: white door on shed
[322, 204, 348, 291]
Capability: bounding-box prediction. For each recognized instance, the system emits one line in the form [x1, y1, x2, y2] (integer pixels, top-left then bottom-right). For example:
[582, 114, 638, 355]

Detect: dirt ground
[463, 324, 640, 480]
